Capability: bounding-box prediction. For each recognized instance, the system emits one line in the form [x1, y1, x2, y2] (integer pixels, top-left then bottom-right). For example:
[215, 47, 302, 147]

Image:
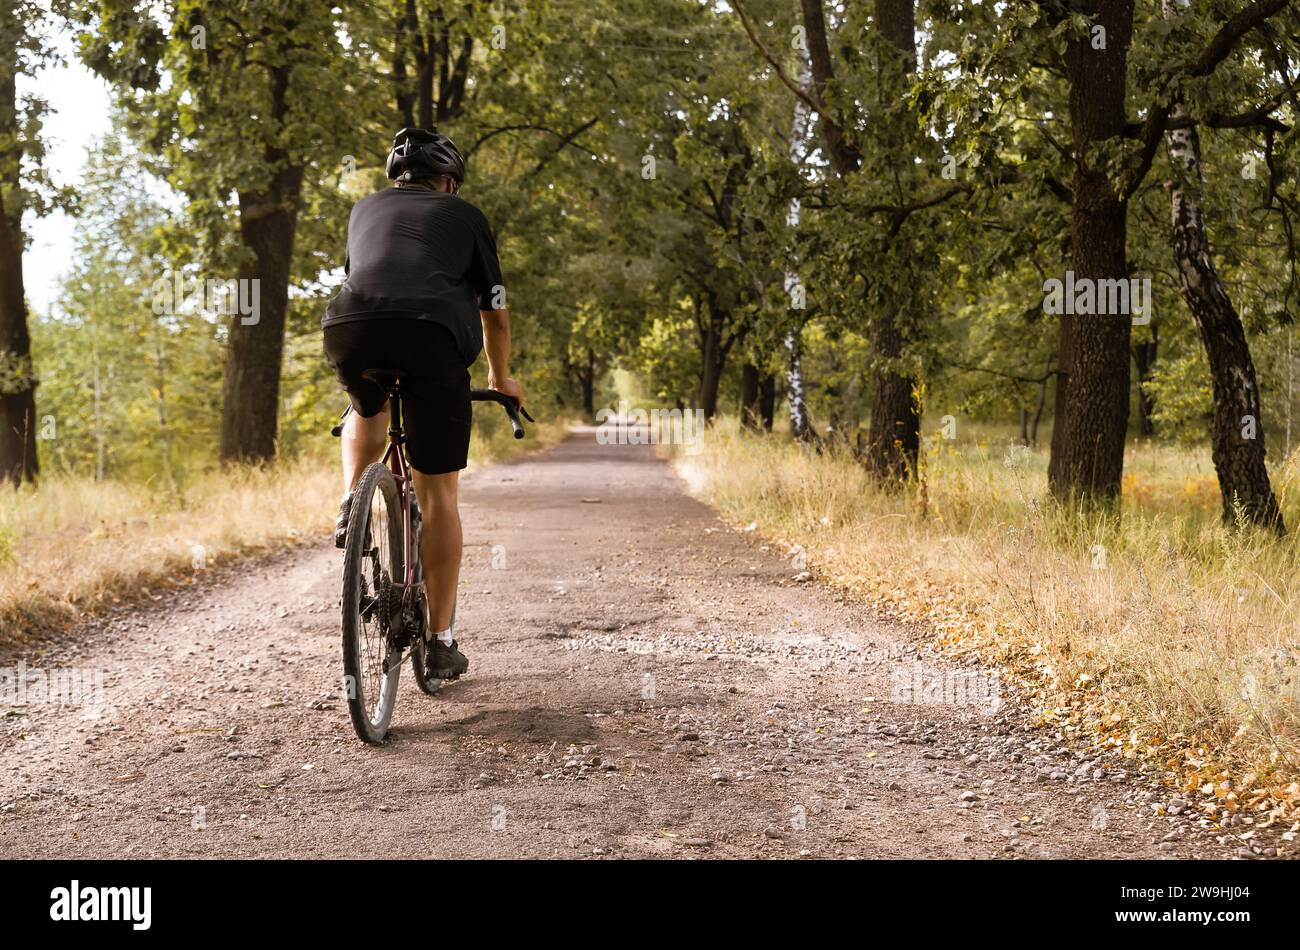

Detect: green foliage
[32, 130, 222, 482]
[21, 1, 1300, 487]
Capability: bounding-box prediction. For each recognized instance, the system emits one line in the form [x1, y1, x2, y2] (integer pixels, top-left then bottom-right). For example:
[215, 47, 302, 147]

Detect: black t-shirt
[322, 187, 504, 365]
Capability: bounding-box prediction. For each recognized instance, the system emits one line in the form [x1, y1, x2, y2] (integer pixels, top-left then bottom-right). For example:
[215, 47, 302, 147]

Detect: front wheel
[341, 462, 404, 743]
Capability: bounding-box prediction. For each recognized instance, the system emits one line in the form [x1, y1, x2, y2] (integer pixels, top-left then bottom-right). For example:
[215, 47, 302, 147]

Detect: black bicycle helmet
[385, 127, 466, 185]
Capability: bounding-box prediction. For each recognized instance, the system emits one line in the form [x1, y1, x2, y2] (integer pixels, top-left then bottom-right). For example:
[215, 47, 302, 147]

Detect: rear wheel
[410, 640, 442, 696]
[341, 462, 404, 743]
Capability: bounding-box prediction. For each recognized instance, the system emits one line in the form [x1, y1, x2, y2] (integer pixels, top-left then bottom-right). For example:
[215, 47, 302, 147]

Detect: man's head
[386, 128, 466, 194]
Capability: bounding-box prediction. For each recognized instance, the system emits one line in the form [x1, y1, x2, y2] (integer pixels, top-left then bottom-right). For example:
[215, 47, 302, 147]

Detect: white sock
[433, 627, 453, 646]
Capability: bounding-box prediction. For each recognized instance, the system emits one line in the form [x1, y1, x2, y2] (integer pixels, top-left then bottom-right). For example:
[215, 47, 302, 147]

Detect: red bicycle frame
[331, 382, 531, 606]
[378, 383, 420, 599]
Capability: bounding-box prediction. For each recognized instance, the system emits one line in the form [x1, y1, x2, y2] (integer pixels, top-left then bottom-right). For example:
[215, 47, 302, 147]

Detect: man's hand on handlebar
[489, 375, 524, 409]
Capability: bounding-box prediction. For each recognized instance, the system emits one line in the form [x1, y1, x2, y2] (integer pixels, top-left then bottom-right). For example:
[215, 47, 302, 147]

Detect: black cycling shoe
[425, 638, 469, 680]
[334, 493, 352, 549]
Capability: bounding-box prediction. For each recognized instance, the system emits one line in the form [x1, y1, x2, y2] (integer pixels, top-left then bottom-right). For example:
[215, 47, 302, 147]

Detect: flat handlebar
[330, 389, 534, 439]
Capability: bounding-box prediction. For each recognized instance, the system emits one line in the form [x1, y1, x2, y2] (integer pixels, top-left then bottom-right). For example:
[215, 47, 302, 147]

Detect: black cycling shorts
[323, 318, 472, 475]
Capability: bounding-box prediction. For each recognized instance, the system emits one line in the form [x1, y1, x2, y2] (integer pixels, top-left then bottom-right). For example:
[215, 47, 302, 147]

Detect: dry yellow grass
[677, 420, 1300, 828]
[0, 416, 572, 646]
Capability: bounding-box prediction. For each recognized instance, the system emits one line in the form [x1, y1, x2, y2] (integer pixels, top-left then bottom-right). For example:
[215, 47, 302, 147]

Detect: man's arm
[480, 308, 524, 406]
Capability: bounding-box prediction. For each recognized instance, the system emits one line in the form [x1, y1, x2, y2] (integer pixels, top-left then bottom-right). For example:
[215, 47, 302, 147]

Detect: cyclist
[322, 127, 523, 681]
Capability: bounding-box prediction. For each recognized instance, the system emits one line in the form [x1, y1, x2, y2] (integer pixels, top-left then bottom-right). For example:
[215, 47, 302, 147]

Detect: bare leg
[341, 404, 389, 494]
[411, 469, 461, 633]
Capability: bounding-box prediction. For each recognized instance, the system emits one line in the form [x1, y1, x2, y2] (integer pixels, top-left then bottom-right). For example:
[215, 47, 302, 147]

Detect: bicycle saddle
[360, 368, 408, 392]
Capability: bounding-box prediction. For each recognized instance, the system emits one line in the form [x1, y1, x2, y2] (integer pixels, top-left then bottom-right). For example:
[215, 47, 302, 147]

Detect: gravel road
[0, 429, 1263, 858]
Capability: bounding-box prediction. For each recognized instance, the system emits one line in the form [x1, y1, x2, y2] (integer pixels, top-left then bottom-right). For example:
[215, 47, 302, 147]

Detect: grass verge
[677, 419, 1300, 833]
[0, 415, 573, 647]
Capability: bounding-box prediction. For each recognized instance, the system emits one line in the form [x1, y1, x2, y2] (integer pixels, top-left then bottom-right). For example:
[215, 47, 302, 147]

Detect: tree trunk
[1163, 0, 1281, 531]
[875, 0, 916, 64]
[220, 163, 304, 463]
[1031, 362, 1050, 448]
[774, 40, 816, 445]
[696, 324, 725, 421]
[1048, 0, 1134, 504]
[860, 0, 921, 483]
[799, 0, 858, 176]
[580, 348, 595, 417]
[862, 313, 920, 480]
[153, 327, 174, 486]
[1133, 328, 1157, 437]
[92, 347, 105, 481]
[415, 26, 433, 130]
[397, 2, 471, 130]
[1287, 329, 1294, 459]
[785, 328, 810, 442]
[758, 373, 776, 432]
[1048, 314, 1073, 475]
[0, 49, 36, 484]
[393, 2, 415, 127]
[740, 362, 760, 430]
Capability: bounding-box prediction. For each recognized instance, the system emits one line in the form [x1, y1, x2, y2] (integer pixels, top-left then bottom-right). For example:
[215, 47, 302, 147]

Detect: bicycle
[329, 372, 533, 743]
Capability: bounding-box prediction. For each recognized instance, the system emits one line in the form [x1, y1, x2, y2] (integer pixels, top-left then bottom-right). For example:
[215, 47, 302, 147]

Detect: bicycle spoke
[357, 488, 395, 721]
[341, 462, 406, 743]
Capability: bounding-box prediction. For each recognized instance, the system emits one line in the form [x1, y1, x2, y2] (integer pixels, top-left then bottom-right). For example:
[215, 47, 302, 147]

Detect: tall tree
[0, 0, 49, 484]
[737, 0, 947, 476]
[1045, 0, 1135, 503]
[1162, 0, 1284, 530]
[1041, 0, 1291, 505]
[583, 0, 786, 421]
[77, 0, 376, 463]
[35, 132, 223, 482]
[862, 0, 922, 480]
[783, 65, 812, 444]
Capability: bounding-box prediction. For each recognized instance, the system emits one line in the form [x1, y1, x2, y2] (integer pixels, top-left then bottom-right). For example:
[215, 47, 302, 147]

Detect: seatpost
[388, 384, 404, 442]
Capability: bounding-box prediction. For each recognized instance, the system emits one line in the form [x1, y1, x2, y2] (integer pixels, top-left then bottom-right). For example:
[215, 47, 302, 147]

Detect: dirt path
[0, 430, 1255, 859]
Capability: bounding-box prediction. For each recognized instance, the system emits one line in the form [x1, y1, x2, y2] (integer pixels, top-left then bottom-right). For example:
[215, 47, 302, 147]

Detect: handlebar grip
[506, 410, 524, 439]
[469, 388, 529, 438]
